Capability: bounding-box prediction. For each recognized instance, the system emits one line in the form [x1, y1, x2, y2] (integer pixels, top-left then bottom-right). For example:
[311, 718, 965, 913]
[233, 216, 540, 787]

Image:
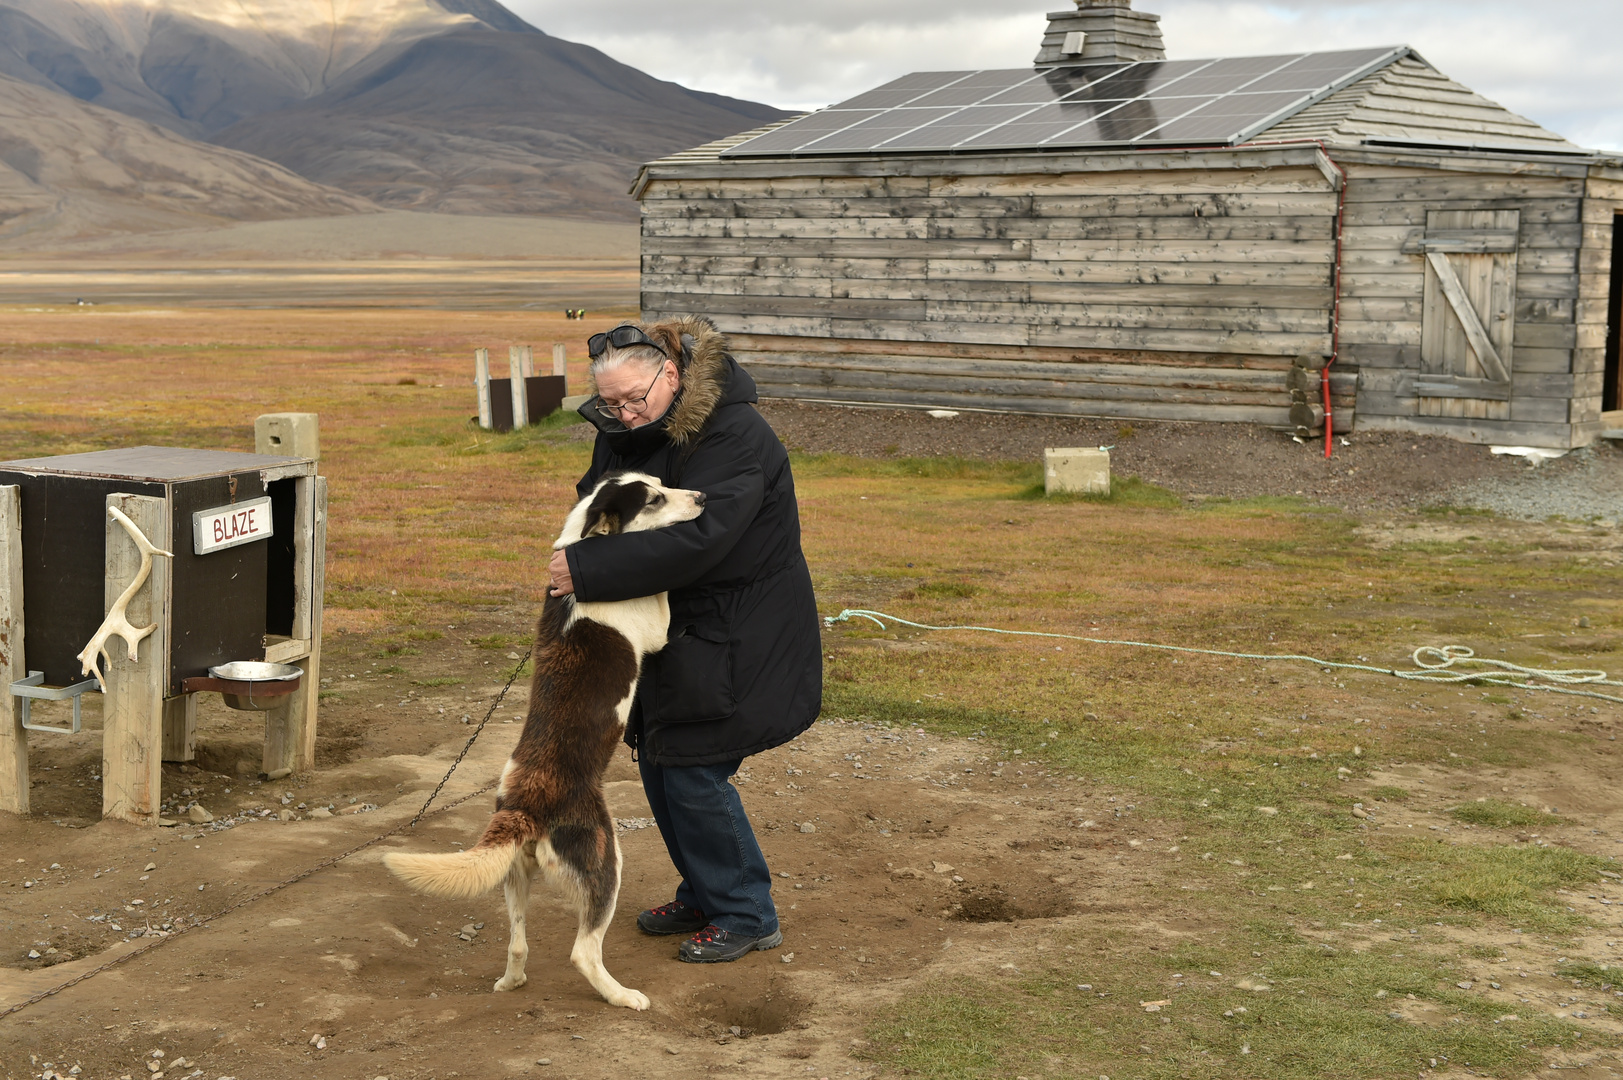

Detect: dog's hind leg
[494, 841, 538, 992]
[568, 830, 648, 1010]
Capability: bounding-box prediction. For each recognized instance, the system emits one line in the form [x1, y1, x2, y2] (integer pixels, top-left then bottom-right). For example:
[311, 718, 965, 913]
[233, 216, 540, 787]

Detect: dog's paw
[610, 987, 651, 1011]
[493, 973, 527, 992]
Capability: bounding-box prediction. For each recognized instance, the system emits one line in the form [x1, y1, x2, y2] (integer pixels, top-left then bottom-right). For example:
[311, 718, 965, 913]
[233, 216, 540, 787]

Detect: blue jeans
[638, 756, 778, 937]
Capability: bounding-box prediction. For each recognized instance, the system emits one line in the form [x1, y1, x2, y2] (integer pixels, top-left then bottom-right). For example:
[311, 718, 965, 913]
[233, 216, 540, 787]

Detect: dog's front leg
[493, 850, 534, 992]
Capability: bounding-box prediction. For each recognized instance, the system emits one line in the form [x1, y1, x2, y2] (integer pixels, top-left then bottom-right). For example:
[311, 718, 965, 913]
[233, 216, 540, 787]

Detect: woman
[545, 316, 822, 963]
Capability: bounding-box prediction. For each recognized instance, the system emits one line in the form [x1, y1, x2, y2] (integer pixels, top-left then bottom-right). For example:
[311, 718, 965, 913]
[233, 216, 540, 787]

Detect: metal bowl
[209, 661, 302, 682]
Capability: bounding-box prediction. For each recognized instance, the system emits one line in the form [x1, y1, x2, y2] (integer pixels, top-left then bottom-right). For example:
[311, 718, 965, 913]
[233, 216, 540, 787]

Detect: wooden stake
[509, 346, 529, 429]
[100, 493, 168, 825]
[475, 348, 492, 430]
[0, 485, 27, 815]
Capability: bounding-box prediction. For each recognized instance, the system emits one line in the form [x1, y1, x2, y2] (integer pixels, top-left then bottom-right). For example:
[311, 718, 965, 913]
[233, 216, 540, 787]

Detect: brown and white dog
[383, 472, 705, 1010]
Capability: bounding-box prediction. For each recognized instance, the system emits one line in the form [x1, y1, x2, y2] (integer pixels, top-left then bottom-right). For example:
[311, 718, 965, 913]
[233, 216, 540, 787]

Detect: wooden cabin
[632, 0, 1623, 448]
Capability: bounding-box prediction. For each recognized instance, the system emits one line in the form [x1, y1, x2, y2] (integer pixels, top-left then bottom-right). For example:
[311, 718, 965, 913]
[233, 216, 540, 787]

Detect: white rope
[823, 609, 1623, 706]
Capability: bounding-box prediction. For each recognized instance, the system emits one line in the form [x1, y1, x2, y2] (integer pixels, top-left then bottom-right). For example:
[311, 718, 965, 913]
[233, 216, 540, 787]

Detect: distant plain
[0, 212, 638, 309]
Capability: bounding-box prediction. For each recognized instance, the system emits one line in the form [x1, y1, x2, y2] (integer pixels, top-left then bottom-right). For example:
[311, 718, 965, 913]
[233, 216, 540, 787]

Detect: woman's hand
[548, 549, 574, 597]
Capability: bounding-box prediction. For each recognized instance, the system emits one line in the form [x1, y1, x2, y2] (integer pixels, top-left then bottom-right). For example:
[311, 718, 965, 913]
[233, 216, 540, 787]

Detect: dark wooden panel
[168, 472, 269, 695]
[0, 470, 164, 686]
[265, 478, 297, 638]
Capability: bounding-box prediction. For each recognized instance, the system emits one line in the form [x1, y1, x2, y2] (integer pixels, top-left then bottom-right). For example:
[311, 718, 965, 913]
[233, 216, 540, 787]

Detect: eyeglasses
[588, 324, 668, 360]
[594, 364, 669, 419]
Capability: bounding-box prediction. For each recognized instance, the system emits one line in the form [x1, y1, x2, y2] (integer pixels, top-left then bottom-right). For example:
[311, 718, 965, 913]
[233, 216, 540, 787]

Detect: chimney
[1034, 0, 1166, 66]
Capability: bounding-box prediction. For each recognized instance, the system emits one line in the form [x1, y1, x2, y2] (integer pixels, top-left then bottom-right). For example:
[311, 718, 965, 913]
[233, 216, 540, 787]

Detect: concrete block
[562, 394, 593, 414]
[1044, 447, 1110, 495]
[256, 413, 320, 460]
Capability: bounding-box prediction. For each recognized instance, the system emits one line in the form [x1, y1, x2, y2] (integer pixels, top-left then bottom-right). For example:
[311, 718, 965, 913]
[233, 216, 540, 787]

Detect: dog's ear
[581, 484, 623, 538]
[580, 478, 651, 538]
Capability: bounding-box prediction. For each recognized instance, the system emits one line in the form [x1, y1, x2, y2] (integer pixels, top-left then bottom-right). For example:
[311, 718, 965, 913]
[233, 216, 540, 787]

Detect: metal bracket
[11, 671, 102, 734]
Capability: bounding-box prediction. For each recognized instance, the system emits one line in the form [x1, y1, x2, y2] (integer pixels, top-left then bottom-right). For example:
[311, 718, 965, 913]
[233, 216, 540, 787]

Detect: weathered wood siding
[1579, 170, 1623, 428]
[640, 165, 1347, 426]
[1342, 161, 1593, 447]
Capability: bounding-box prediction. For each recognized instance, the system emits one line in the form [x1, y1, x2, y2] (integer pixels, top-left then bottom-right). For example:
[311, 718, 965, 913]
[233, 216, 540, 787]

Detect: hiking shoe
[637, 900, 708, 936]
[678, 925, 783, 964]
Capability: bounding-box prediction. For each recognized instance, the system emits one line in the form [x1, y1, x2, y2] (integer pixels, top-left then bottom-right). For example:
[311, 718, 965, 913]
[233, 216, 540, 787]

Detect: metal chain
[411, 644, 533, 826]
[0, 645, 535, 1022]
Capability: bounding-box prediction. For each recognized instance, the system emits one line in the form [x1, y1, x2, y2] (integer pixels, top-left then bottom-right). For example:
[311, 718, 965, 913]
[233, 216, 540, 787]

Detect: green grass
[1560, 961, 1623, 988]
[1367, 785, 1410, 802]
[1424, 844, 1607, 927]
[913, 581, 982, 599]
[1449, 799, 1557, 829]
[1020, 474, 1183, 508]
[865, 937, 1595, 1080]
[410, 676, 464, 688]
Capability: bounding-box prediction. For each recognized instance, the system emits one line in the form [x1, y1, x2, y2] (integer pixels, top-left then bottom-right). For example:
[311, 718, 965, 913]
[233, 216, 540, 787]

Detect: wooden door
[1416, 209, 1519, 420]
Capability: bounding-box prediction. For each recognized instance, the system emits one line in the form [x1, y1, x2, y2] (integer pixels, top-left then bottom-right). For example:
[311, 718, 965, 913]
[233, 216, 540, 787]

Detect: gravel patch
[1447, 440, 1623, 523]
[755, 400, 1586, 515]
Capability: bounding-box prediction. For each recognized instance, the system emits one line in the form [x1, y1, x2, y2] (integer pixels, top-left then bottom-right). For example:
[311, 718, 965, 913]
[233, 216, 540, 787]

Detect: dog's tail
[382, 809, 536, 900]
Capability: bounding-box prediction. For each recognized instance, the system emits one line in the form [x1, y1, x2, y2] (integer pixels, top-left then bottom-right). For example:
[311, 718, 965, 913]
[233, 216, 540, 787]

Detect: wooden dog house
[0, 445, 326, 823]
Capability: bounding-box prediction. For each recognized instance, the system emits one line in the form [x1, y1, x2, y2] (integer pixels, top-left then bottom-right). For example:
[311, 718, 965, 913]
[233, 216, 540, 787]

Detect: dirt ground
[5, 597, 1623, 1080]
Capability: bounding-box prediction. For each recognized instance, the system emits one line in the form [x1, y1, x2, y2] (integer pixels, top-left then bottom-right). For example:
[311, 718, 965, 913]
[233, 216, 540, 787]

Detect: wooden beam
[298, 476, 326, 772]
[474, 348, 492, 430]
[509, 346, 529, 429]
[1425, 252, 1510, 382]
[266, 476, 325, 775]
[161, 695, 195, 763]
[0, 485, 26, 815]
[100, 493, 168, 826]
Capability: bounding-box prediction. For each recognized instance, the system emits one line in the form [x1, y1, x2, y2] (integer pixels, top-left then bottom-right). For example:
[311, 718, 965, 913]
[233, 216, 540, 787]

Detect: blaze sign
[193, 497, 274, 555]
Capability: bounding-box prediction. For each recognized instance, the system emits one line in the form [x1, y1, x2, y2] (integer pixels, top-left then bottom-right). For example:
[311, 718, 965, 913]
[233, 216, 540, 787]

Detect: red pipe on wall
[1238, 139, 1349, 459]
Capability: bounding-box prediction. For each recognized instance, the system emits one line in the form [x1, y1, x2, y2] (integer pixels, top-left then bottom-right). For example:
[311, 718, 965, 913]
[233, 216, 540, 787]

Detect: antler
[77, 505, 174, 691]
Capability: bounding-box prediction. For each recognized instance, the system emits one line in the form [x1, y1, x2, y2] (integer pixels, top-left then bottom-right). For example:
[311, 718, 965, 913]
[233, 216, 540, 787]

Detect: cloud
[503, 0, 1623, 149]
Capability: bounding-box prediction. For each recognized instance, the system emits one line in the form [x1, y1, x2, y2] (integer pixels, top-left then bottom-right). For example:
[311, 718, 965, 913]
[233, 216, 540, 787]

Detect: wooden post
[0, 485, 27, 815]
[509, 346, 529, 429]
[519, 345, 535, 380]
[296, 476, 325, 771]
[552, 343, 567, 381]
[265, 475, 325, 776]
[474, 348, 492, 430]
[161, 695, 195, 762]
[101, 493, 168, 825]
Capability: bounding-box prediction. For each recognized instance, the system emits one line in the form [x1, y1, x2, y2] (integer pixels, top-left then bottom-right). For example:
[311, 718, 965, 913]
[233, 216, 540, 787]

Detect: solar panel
[722, 46, 1407, 157]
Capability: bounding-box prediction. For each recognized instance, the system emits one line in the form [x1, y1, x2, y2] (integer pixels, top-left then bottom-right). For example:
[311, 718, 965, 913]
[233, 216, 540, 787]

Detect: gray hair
[589, 343, 668, 381]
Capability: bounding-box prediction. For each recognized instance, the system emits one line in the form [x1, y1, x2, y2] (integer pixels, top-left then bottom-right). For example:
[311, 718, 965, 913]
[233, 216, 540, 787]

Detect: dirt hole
[951, 884, 1074, 923]
[685, 983, 810, 1037]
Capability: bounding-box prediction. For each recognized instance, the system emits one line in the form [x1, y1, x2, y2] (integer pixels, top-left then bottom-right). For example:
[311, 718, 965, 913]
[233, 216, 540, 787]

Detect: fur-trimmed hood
[579, 315, 752, 451]
[658, 315, 733, 446]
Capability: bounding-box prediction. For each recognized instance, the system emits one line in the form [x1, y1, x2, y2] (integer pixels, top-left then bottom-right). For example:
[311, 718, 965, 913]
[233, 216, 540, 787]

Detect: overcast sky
[502, 0, 1622, 151]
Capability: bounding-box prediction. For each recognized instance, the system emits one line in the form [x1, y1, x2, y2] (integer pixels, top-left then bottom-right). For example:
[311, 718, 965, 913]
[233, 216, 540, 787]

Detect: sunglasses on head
[587, 324, 668, 360]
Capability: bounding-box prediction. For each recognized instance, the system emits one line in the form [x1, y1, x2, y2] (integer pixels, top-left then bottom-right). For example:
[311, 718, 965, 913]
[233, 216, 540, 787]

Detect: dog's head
[553, 471, 706, 549]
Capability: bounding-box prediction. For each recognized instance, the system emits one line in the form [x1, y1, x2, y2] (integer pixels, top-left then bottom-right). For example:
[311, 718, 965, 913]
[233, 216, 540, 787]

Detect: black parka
[564, 317, 822, 767]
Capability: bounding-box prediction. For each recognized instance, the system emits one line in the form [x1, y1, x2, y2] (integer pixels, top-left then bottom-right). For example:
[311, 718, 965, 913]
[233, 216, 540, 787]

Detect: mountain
[0, 0, 789, 219]
[0, 70, 373, 247]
